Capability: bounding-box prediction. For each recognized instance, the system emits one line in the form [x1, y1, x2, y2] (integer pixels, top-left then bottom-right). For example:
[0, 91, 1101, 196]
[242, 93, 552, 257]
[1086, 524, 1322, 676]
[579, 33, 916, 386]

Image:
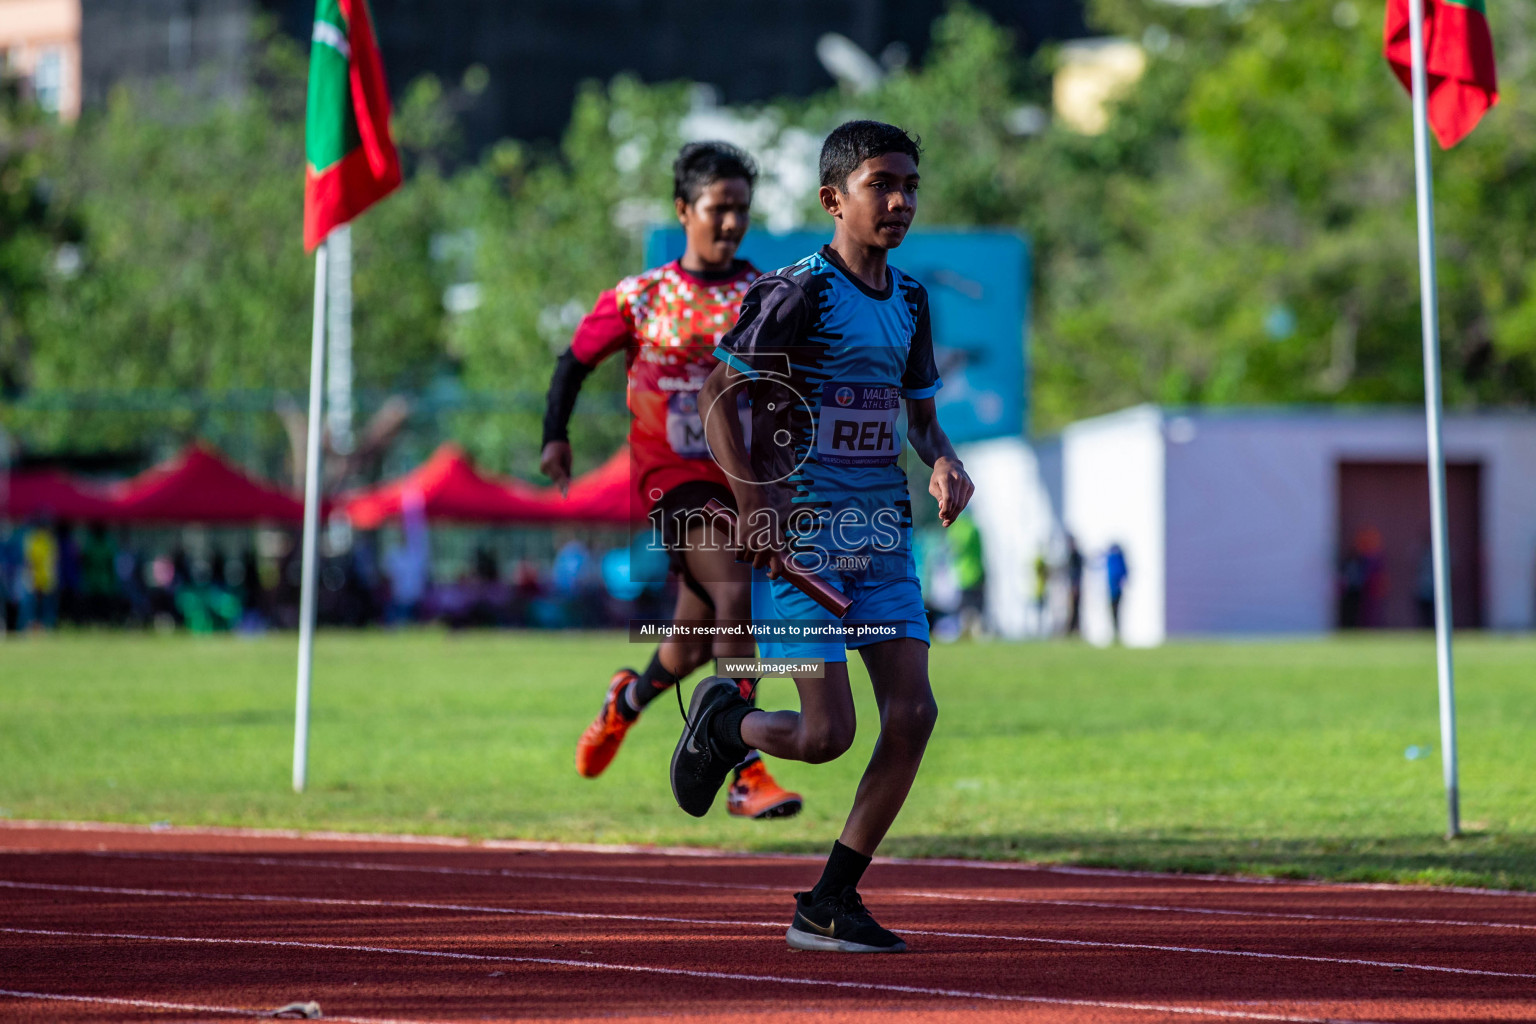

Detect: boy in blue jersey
[677, 121, 974, 953]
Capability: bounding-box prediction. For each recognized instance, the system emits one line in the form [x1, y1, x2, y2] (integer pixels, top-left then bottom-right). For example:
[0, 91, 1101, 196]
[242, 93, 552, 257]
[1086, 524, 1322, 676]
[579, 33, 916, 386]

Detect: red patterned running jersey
[569, 260, 759, 507]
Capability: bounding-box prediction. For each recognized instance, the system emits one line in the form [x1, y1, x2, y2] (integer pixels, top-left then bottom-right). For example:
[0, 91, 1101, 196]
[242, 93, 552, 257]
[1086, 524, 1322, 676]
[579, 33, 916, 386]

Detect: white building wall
[1162, 412, 1339, 633]
[1062, 406, 1165, 647]
[1475, 419, 1536, 630]
[1157, 409, 1536, 635]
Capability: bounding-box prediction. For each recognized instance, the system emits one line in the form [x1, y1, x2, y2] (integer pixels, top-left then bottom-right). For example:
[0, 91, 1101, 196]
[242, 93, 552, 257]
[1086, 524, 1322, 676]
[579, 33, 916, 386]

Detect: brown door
[1336, 461, 1483, 629]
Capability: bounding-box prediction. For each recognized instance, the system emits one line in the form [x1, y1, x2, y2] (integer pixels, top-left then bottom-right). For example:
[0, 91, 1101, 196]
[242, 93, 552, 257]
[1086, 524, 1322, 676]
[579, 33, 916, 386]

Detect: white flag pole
[1407, 0, 1460, 839]
[325, 223, 355, 458]
[294, 234, 330, 794]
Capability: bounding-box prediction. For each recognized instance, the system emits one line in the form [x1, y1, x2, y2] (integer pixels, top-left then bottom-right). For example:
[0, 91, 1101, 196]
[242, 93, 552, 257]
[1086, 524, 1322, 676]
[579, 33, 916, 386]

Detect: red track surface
[2, 822, 1534, 1023]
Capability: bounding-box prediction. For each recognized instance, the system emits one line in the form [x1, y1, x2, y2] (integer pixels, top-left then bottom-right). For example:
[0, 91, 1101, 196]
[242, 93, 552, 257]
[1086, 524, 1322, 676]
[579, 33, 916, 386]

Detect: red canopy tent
[543, 446, 647, 525]
[106, 444, 306, 523]
[1, 469, 119, 521]
[341, 443, 555, 528]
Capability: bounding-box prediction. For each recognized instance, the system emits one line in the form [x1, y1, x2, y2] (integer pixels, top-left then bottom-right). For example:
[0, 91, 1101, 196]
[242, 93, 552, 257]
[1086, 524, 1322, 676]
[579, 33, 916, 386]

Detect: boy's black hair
[673, 141, 757, 204]
[819, 120, 922, 191]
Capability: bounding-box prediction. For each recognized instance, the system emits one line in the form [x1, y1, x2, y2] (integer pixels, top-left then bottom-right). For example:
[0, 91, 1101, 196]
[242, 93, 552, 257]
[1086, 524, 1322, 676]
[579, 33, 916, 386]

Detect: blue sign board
[643, 228, 1029, 444]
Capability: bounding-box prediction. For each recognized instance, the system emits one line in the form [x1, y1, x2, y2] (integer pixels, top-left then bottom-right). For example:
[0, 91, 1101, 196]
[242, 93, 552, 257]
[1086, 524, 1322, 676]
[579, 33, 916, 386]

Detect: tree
[0, 75, 71, 405]
[1025, 0, 1536, 425]
[8, 1, 1535, 472]
[5, 31, 461, 461]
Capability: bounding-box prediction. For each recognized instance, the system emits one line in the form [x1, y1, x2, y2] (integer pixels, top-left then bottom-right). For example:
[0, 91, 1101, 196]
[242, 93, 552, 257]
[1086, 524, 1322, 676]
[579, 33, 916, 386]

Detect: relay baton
[703, 498, 853, 618]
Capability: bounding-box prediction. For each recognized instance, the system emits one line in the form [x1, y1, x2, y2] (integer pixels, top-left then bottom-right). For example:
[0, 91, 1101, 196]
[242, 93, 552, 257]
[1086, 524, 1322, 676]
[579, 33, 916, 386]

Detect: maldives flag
[1384, 0, 1498, 148]
[303, 0, 401, 251]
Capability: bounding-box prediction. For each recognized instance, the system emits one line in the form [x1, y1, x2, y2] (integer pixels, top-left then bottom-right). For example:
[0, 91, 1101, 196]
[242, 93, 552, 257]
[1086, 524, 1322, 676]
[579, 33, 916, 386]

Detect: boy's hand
[736, 494, 789, 579]
[539, 440, 573, 497]
[929, 456, 973, 527]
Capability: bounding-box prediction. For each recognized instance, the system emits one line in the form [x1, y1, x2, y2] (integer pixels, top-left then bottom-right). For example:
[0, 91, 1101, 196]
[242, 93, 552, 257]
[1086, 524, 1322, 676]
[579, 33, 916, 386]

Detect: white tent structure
[956, 436, 1062, 638]
[1052, 405, 1536, 646]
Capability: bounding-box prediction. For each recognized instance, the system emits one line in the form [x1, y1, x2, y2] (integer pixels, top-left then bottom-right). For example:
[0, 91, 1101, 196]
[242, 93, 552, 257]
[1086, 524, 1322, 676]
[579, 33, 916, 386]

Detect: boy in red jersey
[540, 141, 801, 819]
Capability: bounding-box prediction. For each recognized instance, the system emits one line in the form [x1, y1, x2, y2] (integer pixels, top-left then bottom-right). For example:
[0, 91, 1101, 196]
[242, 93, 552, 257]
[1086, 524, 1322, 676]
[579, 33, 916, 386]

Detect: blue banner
[644, 228, 1029, 444]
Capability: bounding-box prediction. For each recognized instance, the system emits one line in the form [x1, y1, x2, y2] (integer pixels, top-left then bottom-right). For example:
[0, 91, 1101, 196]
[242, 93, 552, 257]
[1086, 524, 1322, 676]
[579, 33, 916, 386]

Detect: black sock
[733, 749, 761, 778]
[709, 700, 754, 762]
[810, 841, 872, 902]
[622, 650, 681, 718]
[726, 678, 758, 775]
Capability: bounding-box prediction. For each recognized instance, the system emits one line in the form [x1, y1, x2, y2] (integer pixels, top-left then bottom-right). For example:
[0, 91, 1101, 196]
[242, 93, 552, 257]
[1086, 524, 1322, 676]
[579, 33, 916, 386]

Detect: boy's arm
[899, 283, 971, 527]
[539, 290, 629, 495]
[703, 276, 808, 575]
[906, 396, 973, 528]
[699, 360, 755, 504]
[698, 360, 784, 577]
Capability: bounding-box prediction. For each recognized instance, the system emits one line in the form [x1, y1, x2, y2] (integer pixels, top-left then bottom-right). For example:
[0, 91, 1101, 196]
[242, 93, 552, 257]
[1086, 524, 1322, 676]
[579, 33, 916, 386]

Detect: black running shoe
[786, 887, 907, 953]
[670, 676, 749, 817]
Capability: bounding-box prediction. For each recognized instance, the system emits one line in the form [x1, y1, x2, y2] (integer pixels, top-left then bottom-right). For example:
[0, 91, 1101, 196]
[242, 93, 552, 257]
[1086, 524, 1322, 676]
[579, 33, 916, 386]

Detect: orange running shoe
[575, 669, 638, 779]
[727, 758, 803, 819]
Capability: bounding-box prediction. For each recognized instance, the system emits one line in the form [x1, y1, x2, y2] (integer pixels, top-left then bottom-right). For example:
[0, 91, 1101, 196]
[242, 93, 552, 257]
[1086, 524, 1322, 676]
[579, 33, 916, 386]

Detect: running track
[2, 823, 1534, 1023]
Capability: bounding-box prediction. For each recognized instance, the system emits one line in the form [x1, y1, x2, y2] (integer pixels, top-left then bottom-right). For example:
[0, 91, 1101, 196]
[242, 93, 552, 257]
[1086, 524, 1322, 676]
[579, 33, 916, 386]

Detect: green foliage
[2, 631, 1534, 888]
[6, 1, 1536, 466]
[0, 77, 71, 402]
[4, 31, 458, 457]
[446, 77, 696, 475]
[1027, 0, 1536, 426]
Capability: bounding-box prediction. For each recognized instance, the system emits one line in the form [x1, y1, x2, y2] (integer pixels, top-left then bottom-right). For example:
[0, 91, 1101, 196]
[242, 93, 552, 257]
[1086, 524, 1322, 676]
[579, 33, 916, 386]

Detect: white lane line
[5, 819, 1533, 899]
[0, 926, 1388, 1024]
[922, 858, 1536, 901]
[0, 987, 427, 1023]
[0, 879, 784, 930]
[78, 850, 1536, 933]
[5, 879, 1534, 982]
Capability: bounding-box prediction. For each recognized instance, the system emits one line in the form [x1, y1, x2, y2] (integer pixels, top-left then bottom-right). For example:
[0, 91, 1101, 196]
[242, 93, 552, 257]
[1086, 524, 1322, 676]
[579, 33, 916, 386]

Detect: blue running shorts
[753, 568, 930, 663]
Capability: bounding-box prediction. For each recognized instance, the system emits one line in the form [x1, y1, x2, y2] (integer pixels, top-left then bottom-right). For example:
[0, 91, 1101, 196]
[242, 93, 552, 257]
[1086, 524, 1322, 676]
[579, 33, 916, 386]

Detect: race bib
[666, 384, 750, 458]
[817, 383, 900, 467]
[665, 388, 711, 458]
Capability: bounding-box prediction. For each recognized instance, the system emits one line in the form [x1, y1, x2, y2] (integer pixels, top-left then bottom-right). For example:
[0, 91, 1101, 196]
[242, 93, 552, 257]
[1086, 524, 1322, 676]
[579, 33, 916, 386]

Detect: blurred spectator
[115, 532, 150, 626]
[513, 559, 544, 601]
[351, 533, 383, 616]
[949, 514, 986, 636]
[551, 536, 593, 595]
[1105, 542, 1129, 642]
[0, 523, 20, 633]
[1339, 527, 1385, 629]
[148, 550, 180, 626]
[176, 550, 241, 633]
[1414, 544, 1436, 629]
[56, 521, 83, 625]
[627, 532, 671, 622]
[445, 546, 511, 628]
[917, 527, 961, 641]
[22, 518, 60, 630]
[235, 547, 265, 630]
[599, 544, 647, 625]
[274, 533, 303, 629]
[1065, 534, 1084, 636]
[1033, 548, 1051, 637]
[551, 535, 601, 626]
[383, 490, 430, 624]
[172, 548, 193, 591]
[79, 522, 120, 625]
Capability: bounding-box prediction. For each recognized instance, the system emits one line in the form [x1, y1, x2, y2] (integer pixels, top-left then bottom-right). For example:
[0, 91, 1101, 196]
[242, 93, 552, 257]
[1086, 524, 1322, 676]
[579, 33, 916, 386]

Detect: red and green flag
[303, 0, 401, 251]
[1383, 0, 1498, 148]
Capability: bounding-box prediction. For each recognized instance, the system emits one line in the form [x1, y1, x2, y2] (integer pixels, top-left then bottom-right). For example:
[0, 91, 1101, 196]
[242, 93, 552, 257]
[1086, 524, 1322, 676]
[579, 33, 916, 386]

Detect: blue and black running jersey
[713, 245, 941, 572]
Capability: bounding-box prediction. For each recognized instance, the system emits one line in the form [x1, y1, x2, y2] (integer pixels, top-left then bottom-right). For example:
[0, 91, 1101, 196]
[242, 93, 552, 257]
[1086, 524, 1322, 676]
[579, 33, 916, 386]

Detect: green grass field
[2, 631, 1533, 889]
